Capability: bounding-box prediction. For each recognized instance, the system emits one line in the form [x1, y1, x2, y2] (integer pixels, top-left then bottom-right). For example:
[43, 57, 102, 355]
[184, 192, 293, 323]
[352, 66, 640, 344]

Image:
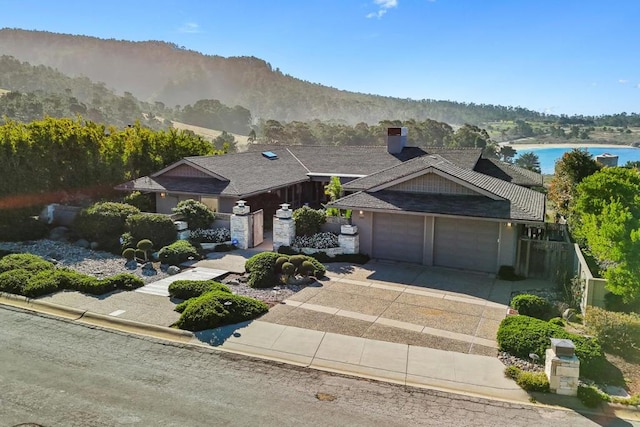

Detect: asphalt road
[0, 305, 635, 427]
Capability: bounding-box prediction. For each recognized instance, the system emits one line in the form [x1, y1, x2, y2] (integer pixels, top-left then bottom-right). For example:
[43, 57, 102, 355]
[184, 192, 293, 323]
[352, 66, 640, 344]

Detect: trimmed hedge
[74, 202, 140, 250]
[173, 290, 268, 331]
[102, 273, 144, 291]
[126, 213, 176, 248]
[159, 240, 199, 265]
[168, 280, 231, 300]
[244, 252, 326, 288]
[277, 246, 370, 265]
[0, 269, 33, 294]
[497, 315, 604, 377]
[510, 294, 553, 320]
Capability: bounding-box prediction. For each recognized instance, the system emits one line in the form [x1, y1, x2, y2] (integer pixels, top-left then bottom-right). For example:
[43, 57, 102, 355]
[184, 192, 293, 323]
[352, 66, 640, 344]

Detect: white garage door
[372, 213, 424, 264]
[434, 217, 499, 273]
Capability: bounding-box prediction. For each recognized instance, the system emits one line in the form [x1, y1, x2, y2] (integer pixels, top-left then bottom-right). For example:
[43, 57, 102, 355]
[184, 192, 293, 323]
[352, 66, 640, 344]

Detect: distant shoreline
[502, 142, 635, 150]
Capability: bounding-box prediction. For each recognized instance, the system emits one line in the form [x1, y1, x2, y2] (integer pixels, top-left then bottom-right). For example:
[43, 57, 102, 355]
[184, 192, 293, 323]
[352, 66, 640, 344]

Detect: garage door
[372, 213, 424, 263]
[434, 217, 499, 273]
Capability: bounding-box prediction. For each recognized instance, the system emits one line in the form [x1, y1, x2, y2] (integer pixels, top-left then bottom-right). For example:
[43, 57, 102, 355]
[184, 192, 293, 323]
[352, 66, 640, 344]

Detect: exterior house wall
[218, 197, 237, 213]
[422, 216, 435, 265]
[351, 211, 374, 256]
[498, 222, 518, 267]
[388, 173, 479, 195]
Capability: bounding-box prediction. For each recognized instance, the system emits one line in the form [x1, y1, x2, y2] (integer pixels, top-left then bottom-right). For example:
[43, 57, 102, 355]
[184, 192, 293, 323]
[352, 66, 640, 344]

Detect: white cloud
[618, 79, 629, 84]
[179, 22, 201, 34]
[366, 0, 398, 19]
[636, 83, 640, 89]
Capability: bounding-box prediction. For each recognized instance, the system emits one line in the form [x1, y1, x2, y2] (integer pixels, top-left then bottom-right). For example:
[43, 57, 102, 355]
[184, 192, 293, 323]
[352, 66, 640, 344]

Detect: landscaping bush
[292, 206, 326, 236]
[275, 256, 289, 273]
[302, 255, 326, 279]
[168, 280, 231, 300]
[0, 269, 32, 294]
[158, 240, 199, 265]
[172, 199, 215, 230]
[584, 306, 640, 353]
[510, 294, 553, 320]
[289, 254, 306, 268]
[292, 232, 339, 249]
[102, 273, 144, 291]
[123, 191, 155, 212]
[276, 245, 298, 255]
[281, 262, 296, 279]
[245, 252, 282, 288]
[548, 317, 565, 327]
[503, 366, 550, 392]
[173, 290, 269, 331]
[189, 228, 230, 244]
[74, 202, 140, 250]
[126, 213, 176, 248]
[604, 292, 640, 313]
[22, 271, 61, 297]
[578, 385, 607, 408]
[300, 261, 315, 277]
[120, 232, 135, 250]
[0, 253, 55, 274]
[497, 315, 604, 377]
[122, 248, 135, 261]
[0, 215, 48, 242]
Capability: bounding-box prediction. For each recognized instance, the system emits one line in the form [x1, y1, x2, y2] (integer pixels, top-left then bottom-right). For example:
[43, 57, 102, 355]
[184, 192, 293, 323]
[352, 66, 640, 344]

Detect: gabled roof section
[474, 158, 543, 187]
[114, 176, 233, 196]
[337, 154, 545, 222]
[151, 159, 228, 181]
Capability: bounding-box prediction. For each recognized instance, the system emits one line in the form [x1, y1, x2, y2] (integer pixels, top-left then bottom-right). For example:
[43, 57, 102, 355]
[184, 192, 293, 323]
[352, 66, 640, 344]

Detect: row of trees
[0, 117, 220, 212]
[548, 149, 640, 303]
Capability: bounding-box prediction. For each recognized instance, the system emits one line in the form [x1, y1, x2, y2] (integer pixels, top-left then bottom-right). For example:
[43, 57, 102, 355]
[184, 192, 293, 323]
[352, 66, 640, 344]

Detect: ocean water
[515, 146, 640, 174]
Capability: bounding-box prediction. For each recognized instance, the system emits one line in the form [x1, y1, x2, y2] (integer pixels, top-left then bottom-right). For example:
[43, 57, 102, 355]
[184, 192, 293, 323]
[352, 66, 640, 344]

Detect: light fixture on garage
[507, 222, 512, 227]
[160, 192, 166, 198]
[358, 210, 364, 218]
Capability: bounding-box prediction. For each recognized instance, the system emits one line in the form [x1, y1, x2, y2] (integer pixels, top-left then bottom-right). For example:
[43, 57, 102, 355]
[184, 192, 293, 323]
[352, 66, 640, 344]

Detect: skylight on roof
[262, 151, 278, 160]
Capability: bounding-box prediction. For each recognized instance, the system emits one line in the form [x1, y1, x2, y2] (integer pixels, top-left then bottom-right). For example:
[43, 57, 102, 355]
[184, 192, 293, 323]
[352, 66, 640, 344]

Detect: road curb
[0, 292, 194, 342]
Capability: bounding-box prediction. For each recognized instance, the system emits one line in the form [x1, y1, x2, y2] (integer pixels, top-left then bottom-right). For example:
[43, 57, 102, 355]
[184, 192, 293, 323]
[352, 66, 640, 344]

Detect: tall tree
[548, 149, 600, 218]
[514, 152, 541, 173]
[451, 124, 491, 149]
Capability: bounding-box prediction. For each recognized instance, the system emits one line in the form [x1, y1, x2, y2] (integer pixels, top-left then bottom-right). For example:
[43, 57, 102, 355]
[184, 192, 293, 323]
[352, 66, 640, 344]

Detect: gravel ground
[221, 273, 316, 304]
[0, 239, 169, 284]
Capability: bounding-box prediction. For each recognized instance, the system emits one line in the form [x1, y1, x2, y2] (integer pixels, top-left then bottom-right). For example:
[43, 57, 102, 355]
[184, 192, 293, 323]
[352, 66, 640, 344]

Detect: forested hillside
[0, 28, 550, 125]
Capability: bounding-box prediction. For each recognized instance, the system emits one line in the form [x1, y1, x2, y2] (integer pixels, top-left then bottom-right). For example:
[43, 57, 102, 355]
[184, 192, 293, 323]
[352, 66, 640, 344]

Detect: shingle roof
[474, 158, 543, 187]
[115, 176, 232, 195]
[335, 154, 545, 222]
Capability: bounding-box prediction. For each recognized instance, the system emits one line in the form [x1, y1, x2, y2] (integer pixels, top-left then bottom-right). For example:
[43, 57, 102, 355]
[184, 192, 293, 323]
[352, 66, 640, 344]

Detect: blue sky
[1, 0, 639, 116]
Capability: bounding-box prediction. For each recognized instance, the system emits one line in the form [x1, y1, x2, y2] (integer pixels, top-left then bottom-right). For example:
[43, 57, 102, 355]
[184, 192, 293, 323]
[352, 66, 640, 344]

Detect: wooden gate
[250, 209, 264, 248]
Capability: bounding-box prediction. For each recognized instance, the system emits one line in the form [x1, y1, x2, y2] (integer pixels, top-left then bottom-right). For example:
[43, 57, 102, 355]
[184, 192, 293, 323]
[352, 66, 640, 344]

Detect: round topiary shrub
[281, 262, 296, 278]
[288, 254, 306, 268]
[172, 199, 216, 230]
[275, 256, 289, 273]
[299, 260, 315, 277]
[168, 280, 231, 300]
[302, 255, 326, 279]
[173, 290, 269, 331]
[122, 248, 135, 261]
[126, 213, 176, 248]
[245, 252, 282, 288]
[158, 240, 199, 265]
[510, 294, 553, 320]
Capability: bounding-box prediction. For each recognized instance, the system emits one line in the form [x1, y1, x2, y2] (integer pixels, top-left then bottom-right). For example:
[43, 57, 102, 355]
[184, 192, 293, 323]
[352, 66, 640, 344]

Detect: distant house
[116, 128, 545, 273]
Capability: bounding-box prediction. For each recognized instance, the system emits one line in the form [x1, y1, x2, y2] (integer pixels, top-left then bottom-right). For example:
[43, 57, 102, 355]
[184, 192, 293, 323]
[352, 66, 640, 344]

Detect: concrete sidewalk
[193, 319, 530, 402]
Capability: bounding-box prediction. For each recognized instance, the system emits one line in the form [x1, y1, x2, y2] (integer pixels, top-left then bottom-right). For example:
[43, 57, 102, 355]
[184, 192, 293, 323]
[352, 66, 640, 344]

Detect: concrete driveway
[260, 260, 555, 356]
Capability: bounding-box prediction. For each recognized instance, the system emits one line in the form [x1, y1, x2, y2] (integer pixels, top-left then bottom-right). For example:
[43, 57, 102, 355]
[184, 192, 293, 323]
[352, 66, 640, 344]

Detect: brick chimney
[386, 127, 408, 154]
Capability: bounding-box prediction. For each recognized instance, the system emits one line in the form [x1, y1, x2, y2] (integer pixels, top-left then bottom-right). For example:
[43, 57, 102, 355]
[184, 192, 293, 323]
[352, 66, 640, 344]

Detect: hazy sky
[2, 0, 639, 116]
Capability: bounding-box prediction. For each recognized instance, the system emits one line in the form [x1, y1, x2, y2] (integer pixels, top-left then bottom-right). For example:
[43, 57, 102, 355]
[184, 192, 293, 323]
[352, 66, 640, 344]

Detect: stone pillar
[273, 203, 296, 251]
[231, 200, 251, 250]
[545, 338, 580, 396]
[338, 224, 359, 254]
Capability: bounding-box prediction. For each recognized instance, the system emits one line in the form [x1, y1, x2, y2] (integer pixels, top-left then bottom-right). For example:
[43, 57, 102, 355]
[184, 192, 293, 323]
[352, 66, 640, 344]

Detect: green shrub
[168, 280, 231, 300]
[516, 371, 550, 392]
[504, 365, 520, 380]
[497, 315, 604, 377]
[22, 271, 61, 297]
[604, 292, 640, 313]
[122, 248, 135, 261]
[292, 206, 326, 236]
[578, 385, 606, 408]
[276, 245, 297, 255]
[289, 254, 306, 268]
[299, 260, 315, 277]
[137, 239, 153, 252]
[281, 262, 296, 278]
[275, 256, 289, 273]
[67, 275, 113, 295]
[102, 273, 144, 291]
[158, 240, 199, 265]
[173, 290, 269, 331]
[245, 252, 282, 288]
[584, 306, 640, 353]
[548, 317, 565, 327]
[498, 265, 525, 281]
[126, 213, 176, 248]
[0, 253, 55, 274]
[511, 294, 553, 320]
[172, 199, 215, 230]
[123, 191, 155, 212]
[120, 232, 135, 250]
[0, 269, 33, 294]
[302, 255, 326, 278]
[74, 202, 140, 250]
